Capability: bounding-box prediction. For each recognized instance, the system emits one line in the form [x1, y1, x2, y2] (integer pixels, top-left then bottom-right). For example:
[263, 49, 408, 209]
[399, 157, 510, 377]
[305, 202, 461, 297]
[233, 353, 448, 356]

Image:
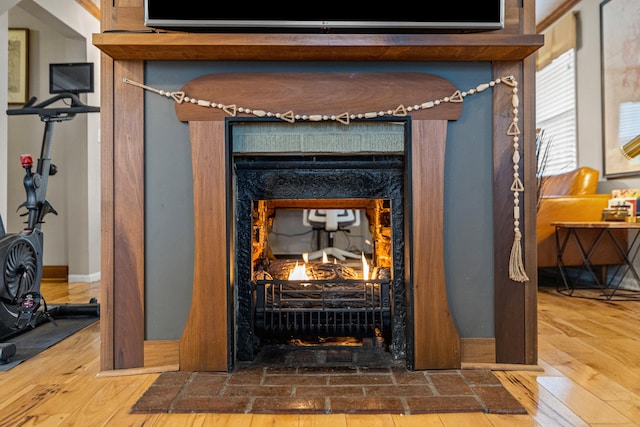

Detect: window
[536, 48, 577, 176]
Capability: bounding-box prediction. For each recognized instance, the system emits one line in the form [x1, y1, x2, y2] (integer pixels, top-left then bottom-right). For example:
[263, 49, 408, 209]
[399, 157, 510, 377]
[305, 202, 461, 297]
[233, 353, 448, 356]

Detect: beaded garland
[123, 76, 529, 283]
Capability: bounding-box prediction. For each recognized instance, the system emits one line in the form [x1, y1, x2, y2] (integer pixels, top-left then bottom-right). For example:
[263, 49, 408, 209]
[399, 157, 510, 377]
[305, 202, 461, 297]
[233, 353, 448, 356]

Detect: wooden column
[492, 61, 538, 365]
[178, 121, 229, 371]
[101, 59, 146, 370]
[411, 120, 461, 369]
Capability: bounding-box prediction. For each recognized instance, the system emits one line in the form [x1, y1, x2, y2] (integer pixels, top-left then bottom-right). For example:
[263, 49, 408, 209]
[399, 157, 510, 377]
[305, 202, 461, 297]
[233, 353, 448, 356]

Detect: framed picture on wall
[601, 0, 640, 177]
[8, 28, 29, 105]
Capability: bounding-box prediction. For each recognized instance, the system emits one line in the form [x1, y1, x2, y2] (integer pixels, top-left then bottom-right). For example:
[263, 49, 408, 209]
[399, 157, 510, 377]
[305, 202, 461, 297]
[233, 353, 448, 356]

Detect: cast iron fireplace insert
[232, 150, 412, 368]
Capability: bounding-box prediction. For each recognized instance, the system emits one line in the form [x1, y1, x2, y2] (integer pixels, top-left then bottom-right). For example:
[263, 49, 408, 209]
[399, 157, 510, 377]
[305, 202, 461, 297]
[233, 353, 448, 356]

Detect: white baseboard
[68, 272, 101, 283]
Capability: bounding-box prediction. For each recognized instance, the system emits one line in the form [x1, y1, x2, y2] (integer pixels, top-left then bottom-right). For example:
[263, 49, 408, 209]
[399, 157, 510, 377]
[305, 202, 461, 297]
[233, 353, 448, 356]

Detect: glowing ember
[361, 252, 370, 280]
[288, 261, 309, 280]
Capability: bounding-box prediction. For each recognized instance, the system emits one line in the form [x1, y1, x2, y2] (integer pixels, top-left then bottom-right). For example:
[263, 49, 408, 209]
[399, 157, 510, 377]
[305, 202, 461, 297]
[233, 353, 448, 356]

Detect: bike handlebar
[6, 93, 100, 119]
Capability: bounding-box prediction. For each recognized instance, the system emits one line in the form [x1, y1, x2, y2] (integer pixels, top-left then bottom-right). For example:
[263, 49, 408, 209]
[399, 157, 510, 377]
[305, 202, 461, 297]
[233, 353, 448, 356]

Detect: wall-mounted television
[144, 1, 505, 33]
[49, 63, 94, 94]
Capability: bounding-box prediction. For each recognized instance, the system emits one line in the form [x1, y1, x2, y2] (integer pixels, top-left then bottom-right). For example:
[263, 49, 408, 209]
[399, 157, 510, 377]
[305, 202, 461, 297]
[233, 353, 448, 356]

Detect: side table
[552, 221, 640, 300]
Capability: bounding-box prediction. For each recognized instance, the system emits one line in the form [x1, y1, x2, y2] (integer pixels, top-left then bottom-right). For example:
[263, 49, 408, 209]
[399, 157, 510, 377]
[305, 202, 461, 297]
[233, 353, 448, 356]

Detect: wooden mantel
[93, 32, 543, 61]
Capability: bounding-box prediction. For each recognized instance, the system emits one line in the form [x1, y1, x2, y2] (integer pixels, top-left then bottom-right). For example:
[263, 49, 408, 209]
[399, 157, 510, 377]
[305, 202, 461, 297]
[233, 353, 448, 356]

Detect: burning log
[265, 260, 358, 280]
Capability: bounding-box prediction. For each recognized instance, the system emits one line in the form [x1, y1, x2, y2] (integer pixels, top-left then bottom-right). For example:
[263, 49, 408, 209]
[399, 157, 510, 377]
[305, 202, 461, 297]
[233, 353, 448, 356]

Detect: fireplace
[232, 120, 408, 365]
[95, 0, 544, 374]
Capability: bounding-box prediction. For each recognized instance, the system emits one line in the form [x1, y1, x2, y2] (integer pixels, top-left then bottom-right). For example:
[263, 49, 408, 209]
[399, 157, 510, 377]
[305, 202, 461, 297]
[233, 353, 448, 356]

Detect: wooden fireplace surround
[100, 63, 538, 371]
[175, 72, 463, 371]
[95, 0, 541, 373]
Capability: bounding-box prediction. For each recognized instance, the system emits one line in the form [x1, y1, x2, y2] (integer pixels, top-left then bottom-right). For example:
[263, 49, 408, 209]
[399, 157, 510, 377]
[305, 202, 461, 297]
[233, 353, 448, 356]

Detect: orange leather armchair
[537, 167, 625, 268]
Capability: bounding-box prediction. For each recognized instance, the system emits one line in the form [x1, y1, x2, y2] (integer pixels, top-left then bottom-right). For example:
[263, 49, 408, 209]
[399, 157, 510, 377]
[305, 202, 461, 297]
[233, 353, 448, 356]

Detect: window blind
[536, 48, 577, 176]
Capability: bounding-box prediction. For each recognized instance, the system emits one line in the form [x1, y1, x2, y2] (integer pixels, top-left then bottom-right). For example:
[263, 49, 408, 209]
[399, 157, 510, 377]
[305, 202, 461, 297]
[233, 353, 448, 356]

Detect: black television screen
[49, 63, 94, 94]
[144, 1, 505, 33]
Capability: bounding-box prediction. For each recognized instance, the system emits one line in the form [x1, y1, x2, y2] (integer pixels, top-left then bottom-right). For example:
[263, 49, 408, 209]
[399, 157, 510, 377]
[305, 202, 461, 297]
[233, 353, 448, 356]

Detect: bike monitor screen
[49, 63, 94, 94]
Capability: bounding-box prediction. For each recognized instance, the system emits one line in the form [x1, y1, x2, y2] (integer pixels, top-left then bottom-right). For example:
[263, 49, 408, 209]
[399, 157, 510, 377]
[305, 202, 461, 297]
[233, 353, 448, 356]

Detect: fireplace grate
[253, 279, 391, 338]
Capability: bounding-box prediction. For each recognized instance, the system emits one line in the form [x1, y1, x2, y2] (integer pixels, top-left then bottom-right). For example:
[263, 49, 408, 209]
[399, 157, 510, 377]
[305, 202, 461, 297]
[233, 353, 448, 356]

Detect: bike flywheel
[2, 238, 39, 301]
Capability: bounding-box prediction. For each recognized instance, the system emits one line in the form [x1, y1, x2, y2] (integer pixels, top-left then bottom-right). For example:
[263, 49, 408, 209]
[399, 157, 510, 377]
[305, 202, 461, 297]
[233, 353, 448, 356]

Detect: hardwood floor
[1, 281, 639, 426]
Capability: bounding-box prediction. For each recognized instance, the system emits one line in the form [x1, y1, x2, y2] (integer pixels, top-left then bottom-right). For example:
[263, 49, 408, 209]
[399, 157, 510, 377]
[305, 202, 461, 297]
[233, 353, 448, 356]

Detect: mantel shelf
[93, 32, 543, 61]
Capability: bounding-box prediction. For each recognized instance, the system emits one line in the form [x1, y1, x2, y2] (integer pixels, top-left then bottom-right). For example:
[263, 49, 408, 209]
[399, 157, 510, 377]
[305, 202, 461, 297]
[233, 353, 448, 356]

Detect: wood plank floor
[0, 281, 639, 426]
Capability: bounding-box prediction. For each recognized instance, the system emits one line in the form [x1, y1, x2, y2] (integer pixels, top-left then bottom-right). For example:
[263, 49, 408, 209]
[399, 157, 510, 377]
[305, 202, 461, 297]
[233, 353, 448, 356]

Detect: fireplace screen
[254, 278, 391, 338]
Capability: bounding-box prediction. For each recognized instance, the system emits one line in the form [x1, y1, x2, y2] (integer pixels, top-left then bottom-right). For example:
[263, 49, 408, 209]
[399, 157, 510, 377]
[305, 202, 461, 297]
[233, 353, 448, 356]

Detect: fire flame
[361, 252, 370, 280]
[288, 261, 309, 280]
[290, 252, 371, 281]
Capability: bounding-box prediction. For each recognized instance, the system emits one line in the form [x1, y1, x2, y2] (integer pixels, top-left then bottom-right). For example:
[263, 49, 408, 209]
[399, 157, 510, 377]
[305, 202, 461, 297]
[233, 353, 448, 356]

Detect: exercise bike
[0, 93, 100, 361]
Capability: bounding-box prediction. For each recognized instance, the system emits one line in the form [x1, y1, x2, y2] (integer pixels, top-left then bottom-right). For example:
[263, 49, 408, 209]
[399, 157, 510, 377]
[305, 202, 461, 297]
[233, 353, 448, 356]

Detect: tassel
[509, 229, 529, 282]
[504, 75, 529, 283]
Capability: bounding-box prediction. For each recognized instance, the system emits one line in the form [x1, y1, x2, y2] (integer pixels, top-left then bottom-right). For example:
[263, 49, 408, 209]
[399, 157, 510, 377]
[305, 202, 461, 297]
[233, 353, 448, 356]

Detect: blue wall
[143, 61, 495, 340]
